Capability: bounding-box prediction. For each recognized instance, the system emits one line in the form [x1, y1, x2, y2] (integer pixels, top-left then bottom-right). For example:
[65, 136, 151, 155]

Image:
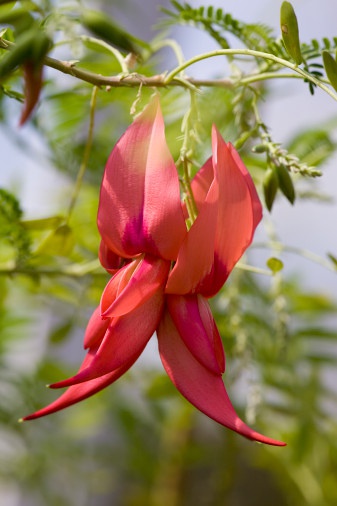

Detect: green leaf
[22, 216, 65, 230]
[0, 4, 34, 34]
[81, 9, 148, 55]
[287, 128, 335, 167]
[327, 252, 337, 270]
[322, 50, 337, 92]
[35, 224, 74, 256]
[0, 27, 51, 79]
[280, 1, 302, 64]
[294, 327, 337, 341]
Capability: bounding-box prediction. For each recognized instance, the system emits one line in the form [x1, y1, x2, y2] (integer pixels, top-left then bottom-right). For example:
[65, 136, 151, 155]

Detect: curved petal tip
[158, 308, 286, 447]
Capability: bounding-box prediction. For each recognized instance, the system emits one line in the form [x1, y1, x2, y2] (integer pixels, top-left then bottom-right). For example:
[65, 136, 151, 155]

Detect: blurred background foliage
[1, 0, 337, 505]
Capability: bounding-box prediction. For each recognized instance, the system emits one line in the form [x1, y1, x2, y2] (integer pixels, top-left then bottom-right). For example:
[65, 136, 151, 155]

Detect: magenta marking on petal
[122, 216, 160, 258]
[167, 294, 225, 374]
[97, 98, 187, 260]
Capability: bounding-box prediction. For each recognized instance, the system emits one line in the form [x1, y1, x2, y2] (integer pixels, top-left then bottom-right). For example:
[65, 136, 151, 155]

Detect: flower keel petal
[102, 256, 170, 318]
[51, 288, 165, 388]
[22, 344, 138, 420]
[157, 309, 285, 446]
[84, 306, 110, 349]
[167, 294, 225, 374]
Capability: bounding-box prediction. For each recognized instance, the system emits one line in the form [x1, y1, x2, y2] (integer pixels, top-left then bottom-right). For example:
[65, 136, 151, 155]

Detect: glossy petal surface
[51, 287, 165, 388]
[22, 344, 138, 420]
[98, 98, 186, 260]
[101, 255, 170, 317]
[167, 294, 225, 375]
[166, 170, 219, 294]
[83, 305, 110, 349]
[157, 309, 285, 446]
[166, 128, 262, 297]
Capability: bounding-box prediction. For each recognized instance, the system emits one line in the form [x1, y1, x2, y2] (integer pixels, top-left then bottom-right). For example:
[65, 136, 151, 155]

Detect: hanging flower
[23, 98, 285, 447]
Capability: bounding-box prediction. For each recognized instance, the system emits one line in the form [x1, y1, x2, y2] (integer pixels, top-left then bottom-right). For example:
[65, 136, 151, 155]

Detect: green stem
[66, 85, 98, 222]
[0, 259, 104, 278]
[0, 37, 334, 93]
[164, 48, 337, 102]
[235, 262, 272, 276]
[240, 71, 302, 86]
[179, 90, 199, 224]
[79, 36, 129, 73]
[254, 241, 337, 272]
[182, 158, 198, 223]
[150, 38, 185, 67]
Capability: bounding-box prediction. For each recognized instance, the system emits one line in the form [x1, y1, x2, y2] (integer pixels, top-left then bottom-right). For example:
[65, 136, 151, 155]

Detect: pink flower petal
[167, 294, 225, 374]
[167, 128, 263, 298]
[50, 287, 165, 388]
[200, 127, 262, 296]
[101, 255, 170, 318]
[228, 143, 262, 232]
[98, 97, 186, 260]
[100, 259, 140, 316]
[189, 157, 214, 206]
[83, 306, 110, 349]
[157, 309, 286, 446]
[166, 174, 219, 294]
[22, 344, 137, 420]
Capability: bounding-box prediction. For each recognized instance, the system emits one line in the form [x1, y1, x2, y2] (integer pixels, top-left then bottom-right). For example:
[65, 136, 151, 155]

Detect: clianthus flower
[23, 98, 285, 447]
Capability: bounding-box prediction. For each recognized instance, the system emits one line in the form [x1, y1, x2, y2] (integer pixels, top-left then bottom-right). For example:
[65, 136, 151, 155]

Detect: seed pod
[322, 50, 337, 92]
[81, 9, 142, 55]
[263, 167, 279, 211]
[280, 1, 302, 65]
[276, 164, 295, 204]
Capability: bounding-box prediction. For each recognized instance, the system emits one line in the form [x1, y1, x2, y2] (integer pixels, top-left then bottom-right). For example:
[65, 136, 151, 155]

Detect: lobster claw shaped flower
[23, 99, 285, 447]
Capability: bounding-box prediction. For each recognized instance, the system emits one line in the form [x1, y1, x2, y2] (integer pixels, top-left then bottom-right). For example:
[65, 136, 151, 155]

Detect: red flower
[23, 98, 285, 446]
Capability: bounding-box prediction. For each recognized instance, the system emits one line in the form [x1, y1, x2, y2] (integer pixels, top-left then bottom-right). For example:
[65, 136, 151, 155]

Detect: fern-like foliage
[162, 3, 337, 96]
[301, 38, 337, 94]
[161, 1, 287, 59]
[302, 36, 337, 62]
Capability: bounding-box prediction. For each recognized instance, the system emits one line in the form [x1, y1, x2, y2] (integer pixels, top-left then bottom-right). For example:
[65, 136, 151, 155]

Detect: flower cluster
[23, 98, 285, 446]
